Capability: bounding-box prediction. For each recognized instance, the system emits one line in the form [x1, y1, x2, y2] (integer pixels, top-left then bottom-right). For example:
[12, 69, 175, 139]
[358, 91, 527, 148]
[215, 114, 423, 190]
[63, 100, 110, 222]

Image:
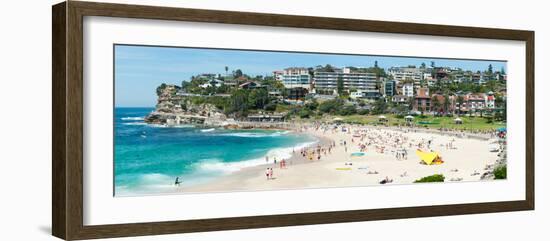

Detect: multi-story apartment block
[402, 83, 414, 97]
[313, 67, 378, 96]
[485, 94, 495, 109]
[280, 67, 311, 89]
[466, 94, 486, 111]
[388, 66, 425, 82]
[272, 70, 284, 82]
[384, 80, 396, 97]
[392, 95, 409, 105]
[431, 94, 456, 114]
[413, 87, 431, 113]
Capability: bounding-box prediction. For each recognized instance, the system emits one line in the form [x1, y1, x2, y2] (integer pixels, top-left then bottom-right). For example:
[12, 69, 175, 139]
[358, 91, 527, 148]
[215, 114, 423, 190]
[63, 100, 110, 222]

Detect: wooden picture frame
[52, 1, 534, 240]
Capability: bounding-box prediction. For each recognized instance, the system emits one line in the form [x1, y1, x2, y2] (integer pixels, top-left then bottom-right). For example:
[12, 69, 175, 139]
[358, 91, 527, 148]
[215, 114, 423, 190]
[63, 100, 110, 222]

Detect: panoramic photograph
[114, 44, 508, 196]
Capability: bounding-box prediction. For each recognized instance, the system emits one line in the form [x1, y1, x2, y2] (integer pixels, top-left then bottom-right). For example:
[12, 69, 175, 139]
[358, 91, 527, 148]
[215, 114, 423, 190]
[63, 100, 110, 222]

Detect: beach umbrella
[454, 117, 463, 124]
[378, 115, 387, 119]
[415, 149, 441, 165]
[405, 115, 414, 119]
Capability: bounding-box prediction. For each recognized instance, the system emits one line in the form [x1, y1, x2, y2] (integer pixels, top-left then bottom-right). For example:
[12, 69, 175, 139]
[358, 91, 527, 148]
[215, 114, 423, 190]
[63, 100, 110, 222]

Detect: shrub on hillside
[414, 174, 445, 183]
[494, 165, 507, 179]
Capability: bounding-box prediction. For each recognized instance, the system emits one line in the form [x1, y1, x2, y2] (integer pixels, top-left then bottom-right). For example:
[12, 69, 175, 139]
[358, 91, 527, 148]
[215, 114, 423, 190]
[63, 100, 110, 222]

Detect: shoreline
[174, 129, 333, 192]
[179, 123, 503, 193]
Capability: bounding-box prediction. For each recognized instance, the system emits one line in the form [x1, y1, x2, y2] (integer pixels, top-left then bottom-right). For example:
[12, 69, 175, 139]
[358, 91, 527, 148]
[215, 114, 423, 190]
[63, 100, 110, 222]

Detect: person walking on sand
[265, 168, 270, 180]
[269, 168, 274, 179]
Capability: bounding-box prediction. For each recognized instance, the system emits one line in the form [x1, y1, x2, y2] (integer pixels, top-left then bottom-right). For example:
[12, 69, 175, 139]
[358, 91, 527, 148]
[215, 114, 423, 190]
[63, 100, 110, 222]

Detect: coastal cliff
[144, 84, 228, 126]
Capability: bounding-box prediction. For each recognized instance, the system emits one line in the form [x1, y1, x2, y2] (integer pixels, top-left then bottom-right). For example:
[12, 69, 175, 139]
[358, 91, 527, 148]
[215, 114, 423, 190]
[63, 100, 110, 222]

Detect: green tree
[372, 98, 388, 115]
[264, 103, 277, 112]
[316, 64, 336, 72]
[443, 94, 451, 115]
[407, 97, 415, 112]
[228, 89, 249, 116]
[298, 108, 312, 118]
[156, 83, 167, 96]
[248, 88, 269, 109]
[494, 165, 507, 179]
[486, 80, 498, 92]
[318, 99, 344, 114]
[337, 105, 357, 116]
[414, 174, 445, 183]
[456, 95, 465, 116]
[337, 76, 344, 96]
[181, 81, 191, 91]
[431, 95, 441, 113]
[305, 99, 319, 111]
[494, 95, 506, 121]
[234, 69, 243, 78]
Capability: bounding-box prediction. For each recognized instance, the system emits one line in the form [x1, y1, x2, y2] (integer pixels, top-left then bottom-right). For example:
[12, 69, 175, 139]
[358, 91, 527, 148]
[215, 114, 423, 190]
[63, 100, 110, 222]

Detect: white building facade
[388, 66, 425, 82]
[281, 67, 311, 89]
[313, 67, 378, 95]
[402, 83, 414, 97]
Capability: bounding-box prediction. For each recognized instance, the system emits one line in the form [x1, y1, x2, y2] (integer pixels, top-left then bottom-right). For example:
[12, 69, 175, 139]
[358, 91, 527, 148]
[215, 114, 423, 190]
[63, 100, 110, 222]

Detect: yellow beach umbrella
[415, 149, 440, 165]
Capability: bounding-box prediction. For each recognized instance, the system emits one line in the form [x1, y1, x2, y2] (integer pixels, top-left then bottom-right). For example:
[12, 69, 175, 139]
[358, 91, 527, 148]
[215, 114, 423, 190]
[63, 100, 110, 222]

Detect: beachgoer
[265, 168, 270, 180]
[175, 177, 181, 186]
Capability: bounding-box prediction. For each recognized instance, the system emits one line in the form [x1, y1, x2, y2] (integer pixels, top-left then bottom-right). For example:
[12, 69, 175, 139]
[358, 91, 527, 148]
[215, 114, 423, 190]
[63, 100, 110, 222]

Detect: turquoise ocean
[114, 107, 317, 196]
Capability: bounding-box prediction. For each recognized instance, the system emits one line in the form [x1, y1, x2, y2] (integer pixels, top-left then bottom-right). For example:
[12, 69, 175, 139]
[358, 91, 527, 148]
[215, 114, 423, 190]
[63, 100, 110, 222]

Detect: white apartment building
[272, 70, 284, 82]
[280, 67, 311, 89]
[402, 83, 414, 97]
[313, 67, 378, 95]
[388, 66, 425, 82]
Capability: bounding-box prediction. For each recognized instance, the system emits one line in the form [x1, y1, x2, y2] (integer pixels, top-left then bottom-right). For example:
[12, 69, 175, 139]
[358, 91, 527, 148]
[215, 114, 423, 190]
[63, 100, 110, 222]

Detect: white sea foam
[220, 130, 291, 138]
[121, 116, 145, 121]
[122, 122, 147, 126]
[200, 128, 216, 133]
[115, 134, 319, 196]
[148, 124, 195, 128]
[115, 173, 178, 196]
[196, 140, 318, 174]
[140, 173, 172, 183]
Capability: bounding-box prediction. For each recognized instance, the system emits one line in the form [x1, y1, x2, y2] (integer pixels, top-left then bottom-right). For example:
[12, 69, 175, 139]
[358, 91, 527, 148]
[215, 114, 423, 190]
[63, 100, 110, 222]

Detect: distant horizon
[115, 44, 507, 107]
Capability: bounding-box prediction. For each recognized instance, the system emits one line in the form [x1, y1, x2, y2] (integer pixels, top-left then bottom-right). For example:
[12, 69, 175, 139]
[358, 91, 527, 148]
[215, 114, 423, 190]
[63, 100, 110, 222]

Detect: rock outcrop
[144, 84, 227, 126]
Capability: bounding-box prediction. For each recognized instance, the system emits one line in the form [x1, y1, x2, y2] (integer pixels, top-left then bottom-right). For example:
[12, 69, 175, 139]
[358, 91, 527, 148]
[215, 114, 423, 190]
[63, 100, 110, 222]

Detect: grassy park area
[333, 114, 505, 131]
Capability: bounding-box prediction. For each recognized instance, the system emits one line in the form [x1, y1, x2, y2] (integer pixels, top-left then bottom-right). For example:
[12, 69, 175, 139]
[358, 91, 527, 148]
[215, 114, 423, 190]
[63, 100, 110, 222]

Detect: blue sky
[115, 45, 506, 107]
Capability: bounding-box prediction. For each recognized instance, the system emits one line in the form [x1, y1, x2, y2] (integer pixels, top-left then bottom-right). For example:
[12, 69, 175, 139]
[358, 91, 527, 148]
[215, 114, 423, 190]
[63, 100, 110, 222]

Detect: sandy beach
[182, 124, 502, 193]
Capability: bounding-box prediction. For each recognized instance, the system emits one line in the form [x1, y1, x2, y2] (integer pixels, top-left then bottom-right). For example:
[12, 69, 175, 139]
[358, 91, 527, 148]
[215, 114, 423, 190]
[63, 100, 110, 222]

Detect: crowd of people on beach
[256, 121, 504, 185]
